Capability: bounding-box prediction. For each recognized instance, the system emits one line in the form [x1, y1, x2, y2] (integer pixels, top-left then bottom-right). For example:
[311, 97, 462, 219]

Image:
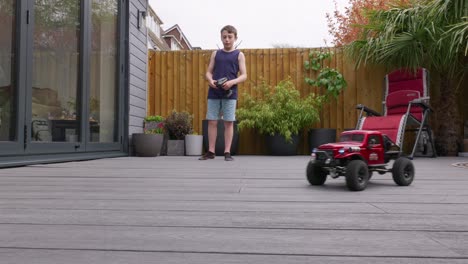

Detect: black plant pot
[202, 120, 239, 155]
[265, 134, 299, 156]
[308, 128, 337, 153]
[132, 133, 164, 157]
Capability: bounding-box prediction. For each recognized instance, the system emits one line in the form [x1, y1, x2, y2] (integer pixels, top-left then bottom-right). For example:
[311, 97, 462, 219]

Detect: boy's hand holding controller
[215, 77, 232, 98]
[215, 77, 228, 88]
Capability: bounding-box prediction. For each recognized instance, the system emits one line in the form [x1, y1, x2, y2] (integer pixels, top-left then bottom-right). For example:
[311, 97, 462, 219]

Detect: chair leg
[410, 113, 429, 159]
[427, 126, 437, 158]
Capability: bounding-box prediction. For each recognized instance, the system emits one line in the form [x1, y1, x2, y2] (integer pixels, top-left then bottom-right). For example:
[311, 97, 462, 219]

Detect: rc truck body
[306, 130, 415, 191]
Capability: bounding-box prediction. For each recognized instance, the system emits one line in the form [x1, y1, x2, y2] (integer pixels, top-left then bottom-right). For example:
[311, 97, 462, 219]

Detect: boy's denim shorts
[206, 99, 237, 121]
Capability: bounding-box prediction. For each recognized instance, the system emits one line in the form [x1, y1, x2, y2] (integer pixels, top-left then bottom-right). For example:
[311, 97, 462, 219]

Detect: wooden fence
[147, 48, 387, 154]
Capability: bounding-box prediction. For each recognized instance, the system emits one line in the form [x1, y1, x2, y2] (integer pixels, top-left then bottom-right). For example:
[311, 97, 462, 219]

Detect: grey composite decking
[0, 156, 467, 263]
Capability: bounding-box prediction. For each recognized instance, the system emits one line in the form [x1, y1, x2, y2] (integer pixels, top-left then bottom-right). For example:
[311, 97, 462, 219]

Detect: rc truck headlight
[338, 148, 345, 154]
[310, 152, 316, 161]
[349, 146, 361, 152]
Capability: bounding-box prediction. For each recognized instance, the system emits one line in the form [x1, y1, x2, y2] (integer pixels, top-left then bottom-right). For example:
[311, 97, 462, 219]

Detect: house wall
[128, 0, 148, 153]
[164, 28, 190, 50]
[164, 29, 180, 47]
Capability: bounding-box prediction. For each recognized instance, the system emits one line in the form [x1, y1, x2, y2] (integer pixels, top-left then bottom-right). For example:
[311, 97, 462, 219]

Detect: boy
[199, 25, 247, 161]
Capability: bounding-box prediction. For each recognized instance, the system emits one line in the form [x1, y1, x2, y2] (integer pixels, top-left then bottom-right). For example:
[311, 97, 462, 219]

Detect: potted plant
[132, 115, 165, 157]
[304, 49, 347, 151]
[236, 78, 322, 155]
[164, 110, 193, 156]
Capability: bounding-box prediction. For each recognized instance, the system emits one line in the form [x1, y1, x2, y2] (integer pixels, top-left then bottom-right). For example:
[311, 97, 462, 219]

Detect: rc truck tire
[345, 160, 369, 191]
[306, 162, 327, 185]
[392, 157, 415, 186]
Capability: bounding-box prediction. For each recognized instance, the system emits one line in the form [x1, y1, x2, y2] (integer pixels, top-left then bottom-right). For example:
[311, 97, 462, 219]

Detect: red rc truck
[306, 130, 415, 191]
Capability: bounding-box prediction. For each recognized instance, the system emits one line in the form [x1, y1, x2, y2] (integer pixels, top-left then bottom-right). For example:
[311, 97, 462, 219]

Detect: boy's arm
[236, 52, 247, 84]
[223, 51, 247, 89]
[205, 51, 217, 88]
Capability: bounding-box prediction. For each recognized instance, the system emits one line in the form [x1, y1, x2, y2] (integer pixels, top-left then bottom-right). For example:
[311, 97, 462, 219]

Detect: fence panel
[147, 48, 386, 154]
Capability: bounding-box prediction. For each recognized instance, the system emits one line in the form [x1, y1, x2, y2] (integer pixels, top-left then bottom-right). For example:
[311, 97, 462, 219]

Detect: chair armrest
[356, 104, 382, 116]
[410, 97, 432, 112]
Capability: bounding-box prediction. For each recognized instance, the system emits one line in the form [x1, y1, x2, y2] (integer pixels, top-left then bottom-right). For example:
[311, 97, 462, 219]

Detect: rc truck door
[365, 134, 385, 165]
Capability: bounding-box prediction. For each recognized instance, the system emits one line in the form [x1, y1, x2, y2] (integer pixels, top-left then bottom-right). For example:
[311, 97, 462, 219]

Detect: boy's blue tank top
[208, 49, 240, 100]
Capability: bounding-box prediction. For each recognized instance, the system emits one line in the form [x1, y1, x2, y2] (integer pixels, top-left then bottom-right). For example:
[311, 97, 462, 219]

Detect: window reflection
[90, 0, 118, 143]
[32, 0, 81, 142]
[0, 1, 16, 141]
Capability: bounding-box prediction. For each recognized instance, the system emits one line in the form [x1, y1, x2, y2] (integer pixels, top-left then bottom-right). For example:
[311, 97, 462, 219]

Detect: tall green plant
[236, 78, 321, 142]
[345, 0, 467, 155]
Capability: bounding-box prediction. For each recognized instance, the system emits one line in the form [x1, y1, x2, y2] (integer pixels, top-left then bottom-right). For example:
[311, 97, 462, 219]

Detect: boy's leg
[208, 120, 218, 153]
[224, 121, 233, 153]
[200, 99, 221, 160]
[221, 99, 237, 161]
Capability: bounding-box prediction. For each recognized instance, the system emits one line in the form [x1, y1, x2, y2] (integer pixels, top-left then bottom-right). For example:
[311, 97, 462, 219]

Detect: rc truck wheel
[306, 162, 327, 185]
[392, 157, 415, 186]
[345, 160, 369, 191]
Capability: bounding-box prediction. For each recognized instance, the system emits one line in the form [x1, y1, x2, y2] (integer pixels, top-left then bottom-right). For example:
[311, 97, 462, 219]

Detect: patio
[0, 155, 467, 263]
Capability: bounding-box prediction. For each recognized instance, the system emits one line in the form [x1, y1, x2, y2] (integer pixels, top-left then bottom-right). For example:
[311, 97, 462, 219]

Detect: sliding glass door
[89, 0, 119, 144]
[0, 0, 21, 154]
[0, 0, 124, 157]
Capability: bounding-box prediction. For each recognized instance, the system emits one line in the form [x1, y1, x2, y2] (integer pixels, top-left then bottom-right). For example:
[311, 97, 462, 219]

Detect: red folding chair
[356, 68, 436, 159]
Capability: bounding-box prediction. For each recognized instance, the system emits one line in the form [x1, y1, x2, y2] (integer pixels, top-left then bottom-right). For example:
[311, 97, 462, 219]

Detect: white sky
[148, 0, 350, 49]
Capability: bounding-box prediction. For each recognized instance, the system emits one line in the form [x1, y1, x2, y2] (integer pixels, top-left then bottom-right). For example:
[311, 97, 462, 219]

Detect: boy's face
[221, 30, 237, 49]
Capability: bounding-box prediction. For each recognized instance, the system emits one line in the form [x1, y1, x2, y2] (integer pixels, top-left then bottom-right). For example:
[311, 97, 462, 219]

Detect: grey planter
[132, 133, 163, 157]
[185, 135, 203, 156]
[167, 139, 185, 156]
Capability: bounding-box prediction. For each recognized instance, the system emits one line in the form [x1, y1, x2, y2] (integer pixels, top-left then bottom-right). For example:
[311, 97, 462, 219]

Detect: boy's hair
[220, 25, 237, 38]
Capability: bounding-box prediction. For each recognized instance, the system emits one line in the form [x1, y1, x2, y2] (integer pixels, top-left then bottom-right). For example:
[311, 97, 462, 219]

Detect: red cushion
[388, 68, 423, 82]
[388, 79, 425, 95]
[386, 90, 423, 121]
[387, 68, 425, 95]
[361, 115, 406, 144]
[386, 90, 420, 108]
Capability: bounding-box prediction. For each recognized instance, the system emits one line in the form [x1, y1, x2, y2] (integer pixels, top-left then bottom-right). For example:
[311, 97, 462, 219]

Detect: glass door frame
[24, 0, 125, 155]
[25, 0, 85, 154]
[0, 1, 27, 155]
[84, 0, 126, 152]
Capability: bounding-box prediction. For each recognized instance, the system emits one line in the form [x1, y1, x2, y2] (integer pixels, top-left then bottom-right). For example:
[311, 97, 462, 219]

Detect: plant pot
[144, 121, 163, 132]
[202, 120, 239, 155]
[185, 134, 203, 156]
[132, 133, 163, 157]
[167, 139, 185, 156]
[308, 128, 337, 153]
[265, 133, 299, 156]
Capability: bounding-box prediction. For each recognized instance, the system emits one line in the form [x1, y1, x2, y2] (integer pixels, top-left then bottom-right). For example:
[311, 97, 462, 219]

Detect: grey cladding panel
[129, 54, 147, 74]
[129, 94, 146, 108]
[127, 0, 148, 151]
[129, 64, 147, 83]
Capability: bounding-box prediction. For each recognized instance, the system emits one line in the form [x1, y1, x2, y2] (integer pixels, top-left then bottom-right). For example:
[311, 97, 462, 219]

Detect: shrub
[164, 110, 193, 140]
[236, 78, 322, 142]
[144, 115, 165, 122]
[143, 115, 165, 134]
